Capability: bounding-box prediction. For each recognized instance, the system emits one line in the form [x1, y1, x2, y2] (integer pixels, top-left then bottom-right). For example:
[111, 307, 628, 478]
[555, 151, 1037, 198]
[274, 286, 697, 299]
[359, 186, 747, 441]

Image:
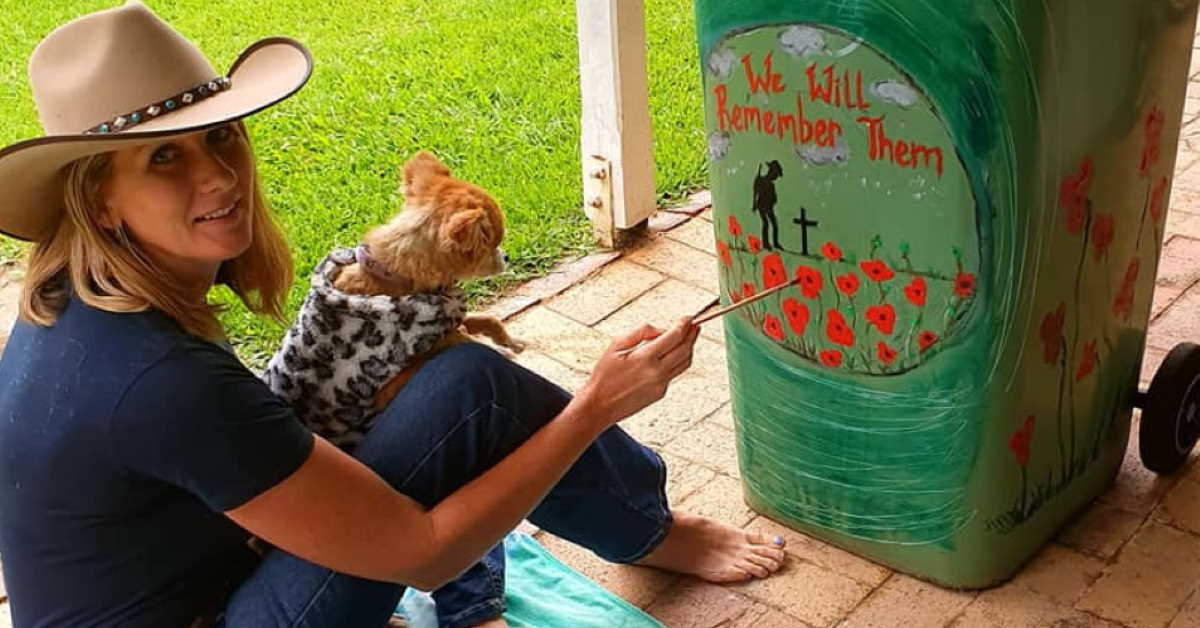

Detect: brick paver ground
[7, 30, 1200, 628]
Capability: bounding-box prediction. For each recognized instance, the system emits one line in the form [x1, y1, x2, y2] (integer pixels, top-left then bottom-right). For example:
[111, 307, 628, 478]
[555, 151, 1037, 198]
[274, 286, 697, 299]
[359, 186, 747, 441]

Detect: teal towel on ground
[395, 532, 664, 628]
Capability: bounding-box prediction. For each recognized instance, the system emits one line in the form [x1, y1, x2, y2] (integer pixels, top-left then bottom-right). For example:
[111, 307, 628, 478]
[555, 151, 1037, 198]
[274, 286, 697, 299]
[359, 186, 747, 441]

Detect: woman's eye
[150, 145, 178, 165]
[207, 125, 235, 145]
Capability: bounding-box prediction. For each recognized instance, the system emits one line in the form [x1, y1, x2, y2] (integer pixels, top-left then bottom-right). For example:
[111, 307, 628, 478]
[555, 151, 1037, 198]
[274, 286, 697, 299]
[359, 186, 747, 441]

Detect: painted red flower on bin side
[1009, 415, 1036, 467]
[826, 310, 855, 347]
[821, 241, 843, 262]
[741, 283, 756, 300]
[728, 215, 743, 237]
[954, 272, 976, 299]
[866, 304, 896, 335]
[837, 273, 861, 298]
[763, 314, 785, 342]
[918, 330, 939, 353]
[1112, 258, 1140, 322]
[782, 298, 810, 336]
[904, 277, 928, 307]
[877, 341, 898, 365]
[1091, 214, 1115, 261]
[748, 235, 763, 254]
[860, 260, 895, 283]
[1039, 303, 1067, 364]
[1141, 105, 1165, 177]
[820, 349, 843, 368]
[1150, 176, 1169, 225]
[1059, 157, 1094, 236]
[729, 289, 742, 304]
[1075, 339, 1098, 382]
[762, 253, 787, 289]
[717, 240, 732, 267]
[795, 266, 823, 299]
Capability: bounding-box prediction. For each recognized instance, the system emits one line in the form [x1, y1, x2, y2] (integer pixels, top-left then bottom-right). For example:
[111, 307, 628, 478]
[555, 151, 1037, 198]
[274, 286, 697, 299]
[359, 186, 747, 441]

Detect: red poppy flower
[1039, 303, 1067, 364]
[1141, 106, 1165, 177]
[1112, 258, 1140, 321]
[728, 215, 743, 237]
[782, 298, 810, 336]
[821, 241, 843, 262]
[717, 240, 732, 267]
[954, 272, 976, 298]
[904, 277, 927, 307]
[836, 273, 861, 298]
[748, 235, 763, 254]
[918, 330, 938, 353]
[762, 253, 787, 289]
[865, 304, 896, 335]
[763, 314, 785, 342]
[1091, 214, 1115, 261]
[742, 283, 756, 299]
[1150, 176, 1169, 224]
[826, 310, 855, 347]
[859, 260, 895, 283]
[877, 341, 898, 365]
[1008, 415, 1036, 467]
[795, 266, 823, 299]
[820, 350, 843, 368]
[729, 289, 742, 304]
[1075, 339, 1098, 382]
[1059, 157, 1094, 235]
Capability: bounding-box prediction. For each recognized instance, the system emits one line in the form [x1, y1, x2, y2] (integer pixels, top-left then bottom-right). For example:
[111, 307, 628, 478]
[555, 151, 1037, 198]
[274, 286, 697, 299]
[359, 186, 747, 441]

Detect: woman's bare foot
[635, 510, 788, 582]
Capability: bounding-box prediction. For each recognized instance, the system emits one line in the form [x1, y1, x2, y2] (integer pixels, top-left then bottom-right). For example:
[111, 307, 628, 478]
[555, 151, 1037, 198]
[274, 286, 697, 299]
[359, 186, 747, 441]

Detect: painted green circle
[704, 24, 980, 376]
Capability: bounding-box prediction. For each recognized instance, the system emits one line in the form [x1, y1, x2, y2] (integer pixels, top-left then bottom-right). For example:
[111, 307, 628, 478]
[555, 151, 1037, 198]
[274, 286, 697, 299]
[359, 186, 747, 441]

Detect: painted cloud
[871, 79, 920, 108]
[779, 26, 826, 58]
[708, 131, 732, 161]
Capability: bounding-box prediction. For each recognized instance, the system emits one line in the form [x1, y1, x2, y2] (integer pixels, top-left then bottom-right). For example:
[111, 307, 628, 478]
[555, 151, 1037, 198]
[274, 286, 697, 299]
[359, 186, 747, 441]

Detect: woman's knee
[403, 342, 570, 419]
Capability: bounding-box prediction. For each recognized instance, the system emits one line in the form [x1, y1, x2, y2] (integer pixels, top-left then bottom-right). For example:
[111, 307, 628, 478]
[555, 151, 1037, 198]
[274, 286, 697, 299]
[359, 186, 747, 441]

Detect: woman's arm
[226, 319, 698, 590]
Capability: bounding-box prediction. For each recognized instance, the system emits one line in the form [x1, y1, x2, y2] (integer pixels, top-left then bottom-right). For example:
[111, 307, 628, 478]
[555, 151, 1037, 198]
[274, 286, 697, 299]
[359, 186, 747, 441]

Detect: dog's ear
[440, 208, 490, 254]
[403, 151, 452, 195]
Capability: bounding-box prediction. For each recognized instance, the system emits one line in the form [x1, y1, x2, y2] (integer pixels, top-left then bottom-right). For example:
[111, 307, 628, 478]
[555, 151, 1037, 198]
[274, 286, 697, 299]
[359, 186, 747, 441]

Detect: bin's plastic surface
[695, 0, 1199, 587]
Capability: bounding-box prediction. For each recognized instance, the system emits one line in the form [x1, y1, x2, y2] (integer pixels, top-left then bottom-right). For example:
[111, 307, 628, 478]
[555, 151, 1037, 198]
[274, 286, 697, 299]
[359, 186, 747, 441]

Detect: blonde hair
[19, 123, 293, 339]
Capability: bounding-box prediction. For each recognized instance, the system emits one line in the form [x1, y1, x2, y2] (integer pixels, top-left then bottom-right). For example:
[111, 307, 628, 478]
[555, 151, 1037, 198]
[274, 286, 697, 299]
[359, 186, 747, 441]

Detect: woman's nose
[195, 148, 237, 194]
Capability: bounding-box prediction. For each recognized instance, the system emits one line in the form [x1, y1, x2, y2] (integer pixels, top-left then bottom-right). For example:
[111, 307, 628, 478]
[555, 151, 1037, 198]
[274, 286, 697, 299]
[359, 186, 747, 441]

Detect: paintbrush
[692, 275, 802, 325]
[615, 276, 802, 356]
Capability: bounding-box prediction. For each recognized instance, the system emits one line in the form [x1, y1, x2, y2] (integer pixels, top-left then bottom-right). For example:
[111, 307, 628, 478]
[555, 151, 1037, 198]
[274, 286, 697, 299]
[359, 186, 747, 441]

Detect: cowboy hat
[0, 0, 312, 242]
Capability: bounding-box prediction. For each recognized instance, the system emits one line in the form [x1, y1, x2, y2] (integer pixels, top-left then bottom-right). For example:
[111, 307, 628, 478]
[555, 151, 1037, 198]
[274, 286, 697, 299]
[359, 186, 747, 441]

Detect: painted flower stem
[1067, 207, 1094, 470]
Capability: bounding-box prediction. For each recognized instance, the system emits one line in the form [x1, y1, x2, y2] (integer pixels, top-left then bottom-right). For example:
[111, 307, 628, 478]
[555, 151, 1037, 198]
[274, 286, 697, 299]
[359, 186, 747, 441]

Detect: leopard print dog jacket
[262, 248, 466, 449]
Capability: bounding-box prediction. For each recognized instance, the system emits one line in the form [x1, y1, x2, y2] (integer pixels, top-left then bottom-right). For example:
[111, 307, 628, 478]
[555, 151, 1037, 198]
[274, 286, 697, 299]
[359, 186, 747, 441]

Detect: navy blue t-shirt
[0, 297, 314, 627]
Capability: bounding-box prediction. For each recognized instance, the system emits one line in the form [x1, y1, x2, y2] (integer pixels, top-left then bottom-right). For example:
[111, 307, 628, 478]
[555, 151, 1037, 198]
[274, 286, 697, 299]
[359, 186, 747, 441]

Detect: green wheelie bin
[694, 0, 1200, 587]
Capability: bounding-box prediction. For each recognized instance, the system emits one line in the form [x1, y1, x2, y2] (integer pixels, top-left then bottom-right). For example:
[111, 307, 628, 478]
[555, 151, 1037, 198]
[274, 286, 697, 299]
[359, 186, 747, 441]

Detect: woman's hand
[573, 317, 701, 429]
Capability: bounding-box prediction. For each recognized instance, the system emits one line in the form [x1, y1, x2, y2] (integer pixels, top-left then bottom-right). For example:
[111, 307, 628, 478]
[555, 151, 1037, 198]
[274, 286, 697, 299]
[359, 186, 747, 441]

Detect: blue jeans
[218, 343, 673, 628]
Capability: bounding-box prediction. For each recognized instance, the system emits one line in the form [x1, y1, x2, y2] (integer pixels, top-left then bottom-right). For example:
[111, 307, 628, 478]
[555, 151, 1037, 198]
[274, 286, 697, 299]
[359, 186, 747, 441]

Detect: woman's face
[102, 123, 254, 288]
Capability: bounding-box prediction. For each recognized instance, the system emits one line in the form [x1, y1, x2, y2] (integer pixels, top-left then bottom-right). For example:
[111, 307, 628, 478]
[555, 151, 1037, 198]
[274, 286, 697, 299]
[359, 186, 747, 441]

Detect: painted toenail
[773, 535, 785, 547]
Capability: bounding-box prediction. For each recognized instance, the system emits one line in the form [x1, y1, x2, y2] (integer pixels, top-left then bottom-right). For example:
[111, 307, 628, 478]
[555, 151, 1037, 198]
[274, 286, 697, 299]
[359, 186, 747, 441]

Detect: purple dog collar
[354, 244, 402, 284]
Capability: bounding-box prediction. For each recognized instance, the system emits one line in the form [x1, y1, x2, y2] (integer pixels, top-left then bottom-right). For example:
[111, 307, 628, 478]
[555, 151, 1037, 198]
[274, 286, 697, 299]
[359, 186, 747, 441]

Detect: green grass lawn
[0, 0, 707, 365]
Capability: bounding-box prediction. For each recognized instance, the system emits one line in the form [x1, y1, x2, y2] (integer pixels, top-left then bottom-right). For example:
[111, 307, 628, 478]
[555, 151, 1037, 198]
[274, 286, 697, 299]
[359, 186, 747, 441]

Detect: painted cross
[793, 207, 819, 256]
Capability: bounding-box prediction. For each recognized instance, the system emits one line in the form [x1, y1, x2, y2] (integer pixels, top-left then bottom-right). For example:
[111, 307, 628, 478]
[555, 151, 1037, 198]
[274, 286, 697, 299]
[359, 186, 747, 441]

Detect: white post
[576, 0, 657, 247]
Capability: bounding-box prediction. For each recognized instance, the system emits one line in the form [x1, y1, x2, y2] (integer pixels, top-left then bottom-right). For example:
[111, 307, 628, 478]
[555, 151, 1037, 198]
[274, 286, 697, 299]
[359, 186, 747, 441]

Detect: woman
[0, 3, 786, 627]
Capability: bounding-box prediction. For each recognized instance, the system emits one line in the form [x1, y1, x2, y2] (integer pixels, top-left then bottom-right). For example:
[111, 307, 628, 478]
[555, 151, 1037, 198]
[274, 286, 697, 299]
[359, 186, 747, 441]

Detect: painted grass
[0, 0, 706, 364]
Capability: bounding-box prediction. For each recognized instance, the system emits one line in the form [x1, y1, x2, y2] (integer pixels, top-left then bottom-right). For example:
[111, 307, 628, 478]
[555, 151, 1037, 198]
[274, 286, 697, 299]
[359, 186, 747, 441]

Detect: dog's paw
[505, 338, 528, 354]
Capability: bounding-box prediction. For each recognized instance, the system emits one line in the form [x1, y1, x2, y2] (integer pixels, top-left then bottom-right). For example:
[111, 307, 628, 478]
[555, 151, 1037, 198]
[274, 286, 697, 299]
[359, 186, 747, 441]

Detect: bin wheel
[1140, 342, 1200, 474]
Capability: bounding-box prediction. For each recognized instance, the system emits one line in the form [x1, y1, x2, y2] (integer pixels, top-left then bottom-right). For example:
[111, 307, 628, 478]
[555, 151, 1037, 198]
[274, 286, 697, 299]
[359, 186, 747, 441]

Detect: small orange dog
[336, 151, 526, 410]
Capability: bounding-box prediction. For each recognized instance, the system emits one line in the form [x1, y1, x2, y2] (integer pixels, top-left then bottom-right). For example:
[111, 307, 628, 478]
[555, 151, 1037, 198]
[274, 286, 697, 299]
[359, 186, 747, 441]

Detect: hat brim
[0, 37, 312, 242]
